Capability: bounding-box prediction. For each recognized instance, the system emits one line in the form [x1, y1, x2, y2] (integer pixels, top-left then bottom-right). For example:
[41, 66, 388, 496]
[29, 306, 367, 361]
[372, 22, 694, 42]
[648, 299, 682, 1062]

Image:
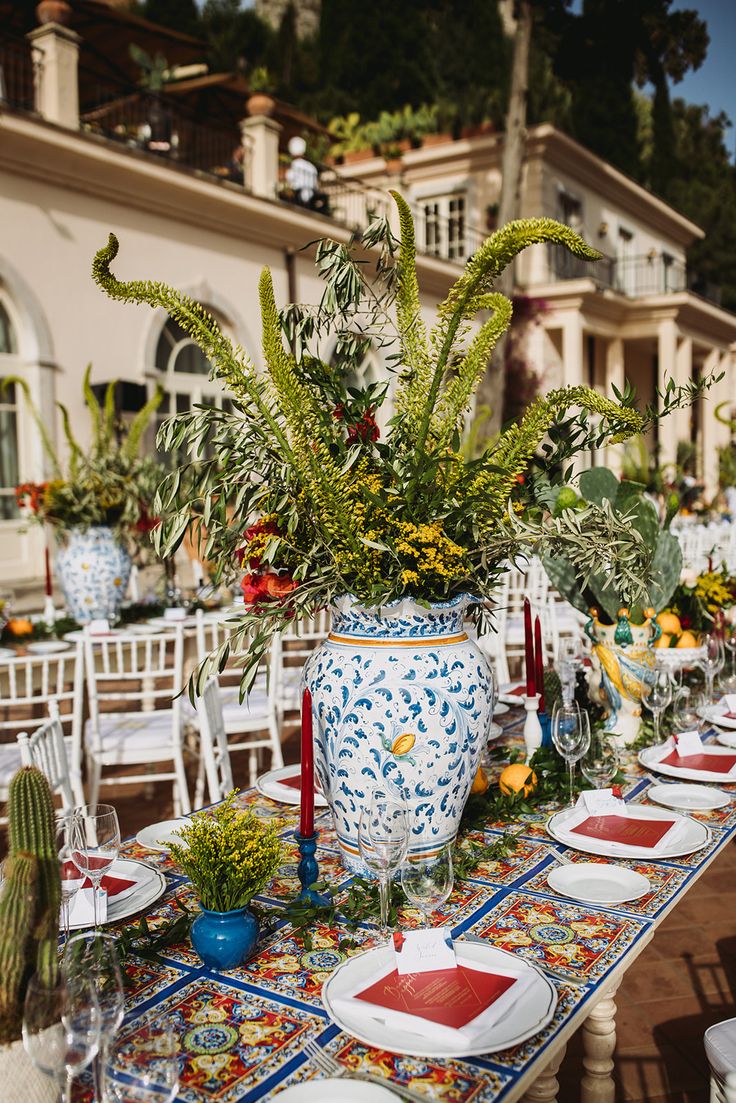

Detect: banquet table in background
[104, 717, 736, 1103]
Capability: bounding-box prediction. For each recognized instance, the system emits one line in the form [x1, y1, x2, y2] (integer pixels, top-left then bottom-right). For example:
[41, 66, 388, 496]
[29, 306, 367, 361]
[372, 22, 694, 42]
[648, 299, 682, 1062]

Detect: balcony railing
[546, 243, 719, 305]
[0, 34, 40, 114]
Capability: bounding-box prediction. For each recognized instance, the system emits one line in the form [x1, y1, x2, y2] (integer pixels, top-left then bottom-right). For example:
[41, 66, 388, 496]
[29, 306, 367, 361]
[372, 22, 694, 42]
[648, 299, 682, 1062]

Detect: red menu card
[277, 774, 322, 794]
[660, 750, 736, 775]
[509, 685, 525, 697]
[354, 966, 516, 1029]
[62, 862, 135, 897]
[570, 815, 675, 848]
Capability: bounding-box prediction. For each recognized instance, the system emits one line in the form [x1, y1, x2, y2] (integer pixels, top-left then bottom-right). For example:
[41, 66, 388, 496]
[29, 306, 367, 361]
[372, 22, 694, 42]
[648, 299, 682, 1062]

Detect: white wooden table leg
[522, 1041, 567, 1103]
[581, 979, 621, 1103]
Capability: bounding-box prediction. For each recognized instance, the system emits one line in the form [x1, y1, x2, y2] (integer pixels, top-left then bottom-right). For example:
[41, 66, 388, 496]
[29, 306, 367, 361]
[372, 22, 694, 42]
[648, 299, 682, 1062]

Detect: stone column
[702, 346, 728, 498]
[27, 18, 81, 129]
[240, 94, 282, 199]
[561, 314, 584, 387]
[657, 317, 678, 467]
[604, 336, 625, 473]
[673, 334, 693, 451]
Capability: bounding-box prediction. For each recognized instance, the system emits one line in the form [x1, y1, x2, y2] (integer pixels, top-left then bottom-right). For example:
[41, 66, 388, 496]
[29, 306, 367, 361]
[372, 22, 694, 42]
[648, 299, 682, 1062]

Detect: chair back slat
[198, 678, 234, 803]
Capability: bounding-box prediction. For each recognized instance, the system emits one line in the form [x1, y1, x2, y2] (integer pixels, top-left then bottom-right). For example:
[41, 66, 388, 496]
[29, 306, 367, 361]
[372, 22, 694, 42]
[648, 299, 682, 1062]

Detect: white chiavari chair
[83, 626, 190, 815]
[194, 677, 234, 807]
[16, 701, 75, 811]
[705, 1017, 736, 1103]
[269, 609, 330, 725]
[475, 573, 511, 687]
[0, 643, 84, 807]
[194, 609, 282, 788]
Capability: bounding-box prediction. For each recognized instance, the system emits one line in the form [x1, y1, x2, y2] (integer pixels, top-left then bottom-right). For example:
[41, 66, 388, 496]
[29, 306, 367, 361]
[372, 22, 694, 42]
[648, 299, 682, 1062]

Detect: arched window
[0, 298, 20, 519]
[153, 314, 233, 462]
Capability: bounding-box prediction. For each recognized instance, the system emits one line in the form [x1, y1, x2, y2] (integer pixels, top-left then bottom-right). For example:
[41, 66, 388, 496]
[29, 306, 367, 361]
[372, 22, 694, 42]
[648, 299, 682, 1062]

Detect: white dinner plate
[703, 704, 736, 732]
[144, 615, 195, 629]
[257, 764, 328, 808]
[0, 646, 16, 659]
[25, 640, 71, 655]
[639, 743, 736, 783]
[646, 783, 731, 811]
[497, 681, 526, 706]
[493, 702, 509, 717]
[135, 819, 189, 851]
[546, 804, 710, 860]
[275, 1080, 397, 1102]
[69, 858, 166, 930]
[321, 939, 556, 1058]
[547, 862, 650, 905]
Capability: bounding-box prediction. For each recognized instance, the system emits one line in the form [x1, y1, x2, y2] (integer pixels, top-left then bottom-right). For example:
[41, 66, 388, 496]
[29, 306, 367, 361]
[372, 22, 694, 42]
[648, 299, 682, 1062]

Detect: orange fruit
[499, 763, 537, 798]
[656, 612, 681, 635]
[653, 632, 672, 649]
[471, 764, 489, 794]
[676, 630, 698, 648]
[6, 617, 33, 637]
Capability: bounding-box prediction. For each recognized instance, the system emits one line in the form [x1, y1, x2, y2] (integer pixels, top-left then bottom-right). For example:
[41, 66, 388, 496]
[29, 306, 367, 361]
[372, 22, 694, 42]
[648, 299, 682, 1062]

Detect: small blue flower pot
[191, 904, 259, 970]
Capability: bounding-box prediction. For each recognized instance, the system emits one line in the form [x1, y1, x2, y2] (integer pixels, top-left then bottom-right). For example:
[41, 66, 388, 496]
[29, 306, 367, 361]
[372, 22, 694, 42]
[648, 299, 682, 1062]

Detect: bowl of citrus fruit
[652, 611, 705, 668]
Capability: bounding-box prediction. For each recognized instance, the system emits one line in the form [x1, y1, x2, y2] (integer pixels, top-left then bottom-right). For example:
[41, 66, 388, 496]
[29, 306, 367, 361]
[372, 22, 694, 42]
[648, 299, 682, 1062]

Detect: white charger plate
[275, 1080, 397, 1102]
[135, 819, 189, 851]
[639, 743, 736, 783]
[647, 783, 730, 811]
[547, 862, 650, 905]
[257, 764, 328, 808]
[25, 640, 71, 655]
[321, 939, 556, 1059]
[497, 681, 526, 706]
[69, 858, 166, 930]
[0, 646, 16, 659]
[703, 704, 736, 732]
[547, 804, 710, 860]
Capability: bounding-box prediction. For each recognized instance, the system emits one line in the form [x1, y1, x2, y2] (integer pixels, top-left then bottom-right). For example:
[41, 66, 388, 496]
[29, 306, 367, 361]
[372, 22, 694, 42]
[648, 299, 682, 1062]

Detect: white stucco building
[1, 6, 735, 583]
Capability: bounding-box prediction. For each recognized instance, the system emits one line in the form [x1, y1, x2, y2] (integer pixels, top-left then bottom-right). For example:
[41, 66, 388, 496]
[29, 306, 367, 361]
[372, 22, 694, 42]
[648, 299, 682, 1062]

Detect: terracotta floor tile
[615, 1045, 709, 1101]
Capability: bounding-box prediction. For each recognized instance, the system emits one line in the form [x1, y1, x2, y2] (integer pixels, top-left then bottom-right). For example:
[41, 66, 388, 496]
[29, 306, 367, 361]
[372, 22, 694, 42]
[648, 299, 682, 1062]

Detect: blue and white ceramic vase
[191, 904, 259, 970]
[55, 526, 131, 624]
[303, 594, 495, 874]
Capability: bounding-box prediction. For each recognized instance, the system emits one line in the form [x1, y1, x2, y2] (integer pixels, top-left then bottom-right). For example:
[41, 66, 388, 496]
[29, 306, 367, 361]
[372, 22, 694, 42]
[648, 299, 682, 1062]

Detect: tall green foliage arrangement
[92, 192, 708, 690]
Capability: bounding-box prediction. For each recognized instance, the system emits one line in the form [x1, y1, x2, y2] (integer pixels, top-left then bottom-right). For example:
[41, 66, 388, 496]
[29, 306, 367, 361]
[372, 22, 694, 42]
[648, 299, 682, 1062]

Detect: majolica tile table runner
[107, 722, 736, 1103]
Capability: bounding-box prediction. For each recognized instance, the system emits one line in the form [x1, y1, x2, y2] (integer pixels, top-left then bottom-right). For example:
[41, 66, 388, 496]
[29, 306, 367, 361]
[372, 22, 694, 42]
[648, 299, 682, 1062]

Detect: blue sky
[669, 1, 736, 158]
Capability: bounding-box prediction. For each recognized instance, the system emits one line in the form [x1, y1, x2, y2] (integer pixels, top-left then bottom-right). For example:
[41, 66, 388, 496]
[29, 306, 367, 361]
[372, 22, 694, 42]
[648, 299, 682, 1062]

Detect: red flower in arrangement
[346, 409, 380, 445]
[135, 505, 160, 533]
[237, 518, 281, 568]
[15, 481, 48, 514]
[680, 614, 692, 630]
[240, 570, 297, 607]
[516, 474, 525, 485]
[333, 403, 345, 421]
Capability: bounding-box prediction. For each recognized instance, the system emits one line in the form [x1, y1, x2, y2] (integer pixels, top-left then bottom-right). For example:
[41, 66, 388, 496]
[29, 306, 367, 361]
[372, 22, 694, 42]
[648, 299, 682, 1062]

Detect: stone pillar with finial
[28, 1, 81, 129]
[240, 94, 282, 199]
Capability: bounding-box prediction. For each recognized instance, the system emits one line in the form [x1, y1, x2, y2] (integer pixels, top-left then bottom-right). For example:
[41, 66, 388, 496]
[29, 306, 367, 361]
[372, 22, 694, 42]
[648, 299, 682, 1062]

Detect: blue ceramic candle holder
[294, 830, 329, 905]
[539, 709, 552, 748]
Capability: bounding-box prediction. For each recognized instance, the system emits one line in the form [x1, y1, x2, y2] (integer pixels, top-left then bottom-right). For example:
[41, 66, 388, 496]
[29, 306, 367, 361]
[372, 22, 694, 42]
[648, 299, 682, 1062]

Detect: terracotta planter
[36, 0, 71, 23]
[343, 147, 376, 164]
[0, 1038, 58, 1103]
[246, 93, 275, 118]
[421, 132, 453, 147]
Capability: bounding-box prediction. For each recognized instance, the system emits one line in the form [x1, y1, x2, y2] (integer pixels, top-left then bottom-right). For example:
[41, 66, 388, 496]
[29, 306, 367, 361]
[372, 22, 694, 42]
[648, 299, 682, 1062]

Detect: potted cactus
[0, 767, 61, 1103]
[537, 467, 682, 745]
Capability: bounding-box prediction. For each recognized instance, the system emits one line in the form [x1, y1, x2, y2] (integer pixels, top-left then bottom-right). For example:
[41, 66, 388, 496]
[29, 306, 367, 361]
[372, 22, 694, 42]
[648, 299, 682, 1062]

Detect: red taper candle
[534, 615, 545, 712]
[44, 546, 53, 598]
[299, 687, 315, 837]
[524, 598, 536, 697]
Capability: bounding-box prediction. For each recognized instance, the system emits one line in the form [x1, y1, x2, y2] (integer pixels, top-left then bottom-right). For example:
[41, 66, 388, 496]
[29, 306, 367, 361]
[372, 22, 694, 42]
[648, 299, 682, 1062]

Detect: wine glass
[105, 1022, 179, 1103]
[557, 637, 582, 706]
[673, 686, 707, 733]
[358, 789, 409, 939]
[400, 842, 454, 928]
[642, 668, 673, 744]
[63, 931, 125, 1103]
[700, 632, 725, 706]
[551, 701, 591, 806]
[57, 813, 84, 939]
[580, 730, 619, 789]
[23, 972, 101, 1103]
[70, 804, 120, 929]
[721, 622, 736, 692]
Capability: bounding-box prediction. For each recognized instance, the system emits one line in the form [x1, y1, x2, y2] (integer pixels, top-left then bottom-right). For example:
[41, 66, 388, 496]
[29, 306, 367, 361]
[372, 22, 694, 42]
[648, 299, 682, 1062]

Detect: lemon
[653, 632, 672, 649]
[499, 763, 537, 797]
[676, 630, 699, 648]
[554, 487, 579, 515]
[656, 611, 681, 635]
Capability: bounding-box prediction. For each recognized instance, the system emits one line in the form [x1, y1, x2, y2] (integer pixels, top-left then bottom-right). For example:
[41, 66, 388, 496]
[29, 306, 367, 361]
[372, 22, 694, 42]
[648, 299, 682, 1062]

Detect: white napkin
[66, 862, 154, 926]
[164, 607, 187, 621]
[650, 735, 736, 778]
[87, 618, 110, 636]
[722, 694, 736, 713]
[67, 886, 109, 926]
[331, 946, 535, 1049]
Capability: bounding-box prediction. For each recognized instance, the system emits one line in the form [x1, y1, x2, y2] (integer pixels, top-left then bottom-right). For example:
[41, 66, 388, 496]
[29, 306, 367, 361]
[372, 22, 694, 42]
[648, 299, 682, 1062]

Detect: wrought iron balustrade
[546, 242, 720, 305]
[0, 34, 40, 114]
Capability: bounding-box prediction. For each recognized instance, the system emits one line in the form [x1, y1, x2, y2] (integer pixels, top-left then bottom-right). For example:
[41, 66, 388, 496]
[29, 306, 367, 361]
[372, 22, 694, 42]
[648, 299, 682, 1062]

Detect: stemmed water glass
[700, 633, 725, 707]
[557, 636, 583, 706]
[551, 701, 591, 806]
[400, 842, 454, 928]
[23, 972, 101, 1103]
[70, 804, 120, 929]
[580, 730, 619, 789]
[358, 789, 409, 940]
[642, 668, 673, 744]
[105, 1022, 179, 1103]
[673, 686, 707, 734]
[57, 813, 84, 939]
[63, 931, 125, 1103]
